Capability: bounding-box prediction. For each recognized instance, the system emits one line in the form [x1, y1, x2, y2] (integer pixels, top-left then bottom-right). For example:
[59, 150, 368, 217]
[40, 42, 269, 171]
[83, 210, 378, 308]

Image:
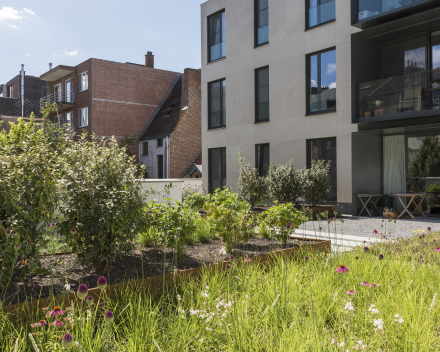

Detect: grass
[2, 230, 440, 351]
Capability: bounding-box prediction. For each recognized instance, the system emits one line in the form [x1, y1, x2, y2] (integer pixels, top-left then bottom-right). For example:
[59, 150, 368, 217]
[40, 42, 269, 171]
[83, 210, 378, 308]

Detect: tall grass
[2, 232, 440, 351]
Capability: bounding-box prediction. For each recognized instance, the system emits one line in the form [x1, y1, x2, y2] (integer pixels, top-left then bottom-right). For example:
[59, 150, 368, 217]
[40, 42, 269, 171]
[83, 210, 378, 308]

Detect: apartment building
[39, 53, 180, 157]
[138, 68, 202, 179]
[0, 65, 47, 131]
[201, 0, 440, 214]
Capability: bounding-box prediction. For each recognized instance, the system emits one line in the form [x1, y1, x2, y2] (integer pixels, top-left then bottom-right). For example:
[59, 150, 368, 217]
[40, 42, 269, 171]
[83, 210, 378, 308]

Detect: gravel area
[297, 215, 440, 239]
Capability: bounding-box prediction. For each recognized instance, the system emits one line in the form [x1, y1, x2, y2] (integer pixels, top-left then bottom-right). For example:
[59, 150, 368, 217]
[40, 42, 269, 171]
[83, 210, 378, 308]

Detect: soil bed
[4, 237, 314, 306]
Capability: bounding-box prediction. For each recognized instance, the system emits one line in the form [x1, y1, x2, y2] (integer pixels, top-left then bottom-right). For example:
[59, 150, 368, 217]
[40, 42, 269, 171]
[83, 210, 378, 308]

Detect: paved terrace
[293, 216, 440, 252]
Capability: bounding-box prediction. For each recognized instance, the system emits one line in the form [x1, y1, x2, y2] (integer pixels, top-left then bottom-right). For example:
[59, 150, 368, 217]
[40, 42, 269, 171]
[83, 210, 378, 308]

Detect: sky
[0, 0, 202, 84]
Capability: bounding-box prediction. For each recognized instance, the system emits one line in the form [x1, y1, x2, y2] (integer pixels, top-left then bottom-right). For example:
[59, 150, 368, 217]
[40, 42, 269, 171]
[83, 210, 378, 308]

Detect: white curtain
[383, 135, 406, 211]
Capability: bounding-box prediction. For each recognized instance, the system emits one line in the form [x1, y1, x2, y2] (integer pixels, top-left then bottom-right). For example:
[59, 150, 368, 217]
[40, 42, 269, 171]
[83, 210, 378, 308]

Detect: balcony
[352, 0, 437, 29]
[357, 68, 440, 121]
[40, 90, 74, 110]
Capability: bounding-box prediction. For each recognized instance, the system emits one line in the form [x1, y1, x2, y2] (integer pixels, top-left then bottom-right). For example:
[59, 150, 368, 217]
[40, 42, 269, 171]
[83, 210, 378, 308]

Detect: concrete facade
[201, 0, 360, 209]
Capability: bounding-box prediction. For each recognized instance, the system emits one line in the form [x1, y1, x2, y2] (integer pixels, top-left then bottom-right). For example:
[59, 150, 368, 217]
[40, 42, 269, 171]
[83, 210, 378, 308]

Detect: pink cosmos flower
[49, 307, 64, 318]
[435, 247, 440, 252]
[347, 290, 356, 295]
[336, 265, 349, 273]
[360, 281, 370, 287]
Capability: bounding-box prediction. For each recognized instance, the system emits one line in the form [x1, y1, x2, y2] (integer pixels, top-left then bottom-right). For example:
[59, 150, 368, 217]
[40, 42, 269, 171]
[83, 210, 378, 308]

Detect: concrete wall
[201, 0, 360, 207]
[139, 178, 203, 204]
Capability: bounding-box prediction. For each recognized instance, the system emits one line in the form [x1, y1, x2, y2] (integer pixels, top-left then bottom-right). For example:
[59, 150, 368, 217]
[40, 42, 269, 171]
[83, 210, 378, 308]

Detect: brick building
[39, 53, 178, 150]
[0, 65, 47, 131]
[138, 68, 202, 179]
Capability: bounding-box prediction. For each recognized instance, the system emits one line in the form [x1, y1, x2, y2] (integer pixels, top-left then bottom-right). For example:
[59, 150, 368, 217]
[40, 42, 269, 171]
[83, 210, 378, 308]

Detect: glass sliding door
[309, 138, 337, 200]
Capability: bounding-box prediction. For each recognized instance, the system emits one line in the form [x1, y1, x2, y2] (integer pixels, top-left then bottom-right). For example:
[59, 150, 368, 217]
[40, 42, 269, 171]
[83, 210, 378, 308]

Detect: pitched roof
[180, 150, 202, 178]
[139, 74, 184, 140]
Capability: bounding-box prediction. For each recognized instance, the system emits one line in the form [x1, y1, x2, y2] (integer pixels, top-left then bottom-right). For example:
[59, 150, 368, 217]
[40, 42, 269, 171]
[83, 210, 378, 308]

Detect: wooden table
[356, 194, 383, 217]
[394, 193, 429, 220]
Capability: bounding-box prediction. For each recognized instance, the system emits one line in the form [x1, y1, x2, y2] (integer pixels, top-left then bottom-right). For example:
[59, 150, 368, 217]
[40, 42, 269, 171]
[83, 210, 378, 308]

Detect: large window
[256, 144, 270, 177]
[208, 147, 226, 193]
[308, 138, 337, 201]
[307, 0, 335, 28]
[307, 48, 336, 114]
[255, 0, 269, 46]
[79, 107, 88, 128]
[208, 10, 225, 62]
[255, 67, 269, 122]
[65, 79, 73, 103]
[208, 79, 226, 129]
[157, 155, 164, 179]
[78, 71, 88, 92]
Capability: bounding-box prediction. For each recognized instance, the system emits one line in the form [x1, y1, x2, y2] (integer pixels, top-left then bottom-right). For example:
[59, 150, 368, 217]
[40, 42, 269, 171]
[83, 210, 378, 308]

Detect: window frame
[157, 138, 163, 147]
[78, 107, 88, 128]
[208, 78, 226, 130]
[255, 143, 270, 177]
[306, 47, 337, 116]
[78, 71, 88, 93]
[207, 9, 226, 63]
[142, 141, 148, 156]
[157, 154, 164, 179]
[254, 0, 269, 47]
[255, 66, 270, 123]
[208, 147, 226, 193]
[8, 85, 13, 98]
[305, 0, 336, 30]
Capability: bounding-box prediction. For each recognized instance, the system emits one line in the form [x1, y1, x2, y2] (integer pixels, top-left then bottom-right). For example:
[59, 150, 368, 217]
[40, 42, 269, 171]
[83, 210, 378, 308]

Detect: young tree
[237, 155, 266, 208]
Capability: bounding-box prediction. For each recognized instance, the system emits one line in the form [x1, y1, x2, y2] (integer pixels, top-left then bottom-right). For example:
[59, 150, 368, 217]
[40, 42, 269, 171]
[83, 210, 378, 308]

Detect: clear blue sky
[0, 0, 202, 84]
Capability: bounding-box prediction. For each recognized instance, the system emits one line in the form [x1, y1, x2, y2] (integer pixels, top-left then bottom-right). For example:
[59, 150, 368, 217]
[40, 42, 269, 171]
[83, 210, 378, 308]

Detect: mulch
[3, 237, 310, 306]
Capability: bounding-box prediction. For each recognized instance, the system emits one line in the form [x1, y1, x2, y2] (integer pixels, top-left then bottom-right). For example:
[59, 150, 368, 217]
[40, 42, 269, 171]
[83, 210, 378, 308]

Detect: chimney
[145, 52, 154, 68]
[21, 64, 25, 117]
[49, 63, 52, 70]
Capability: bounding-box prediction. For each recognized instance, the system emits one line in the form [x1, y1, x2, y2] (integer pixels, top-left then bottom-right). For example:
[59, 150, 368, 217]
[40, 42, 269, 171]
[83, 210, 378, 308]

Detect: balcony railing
[356, 0, 431, 22]
[40, 91, 74, 109]
[358, 69, 440, 120]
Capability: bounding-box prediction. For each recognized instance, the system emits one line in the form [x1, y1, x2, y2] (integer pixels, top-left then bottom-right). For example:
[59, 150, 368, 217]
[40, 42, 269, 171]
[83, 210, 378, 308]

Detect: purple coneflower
[104, 310, 114, 323]
[31, 323, 38, 328]
[381, 235, 386, 239]
[62, 333, 74, 349]
[435, 247, 440, 252]
[336, 265, 349, 273]
[97, 276, 108, 290]
[370, 283, 380, 288]
[37, 319, 47, 327]
[50, 307, 64, 318]
[51, 319, 63, 327]
[360, 281, 370, 287]
[378, 254, 384, 260]
[373, 230, 378, 235]
[245, 258, 251, 262]
[77, 284, 88, 300]
[346, 290, 356, 295]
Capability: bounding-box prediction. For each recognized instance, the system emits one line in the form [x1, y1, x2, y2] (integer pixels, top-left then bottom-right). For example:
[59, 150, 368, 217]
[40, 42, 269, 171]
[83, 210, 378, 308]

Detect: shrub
[266, 160, 302, 204]
[192, 218, 213, 243]
[58, 134, 146, 273]
[0, 114, 62, 289]
[301, 160, 331, 206]
[204, 188, 250, 213]
[425, 183, 440, 204]
[182, 192, 207, 210]
[237, 156, 266, 208]
[263, 203, 305, 244]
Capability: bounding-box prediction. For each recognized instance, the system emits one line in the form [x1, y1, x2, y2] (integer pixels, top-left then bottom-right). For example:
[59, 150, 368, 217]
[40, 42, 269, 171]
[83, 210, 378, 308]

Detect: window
[255, 67, 269, 122]
[79, 107, 88, 127]
[142, 142, 148, 156]
[307, 0, 335, 28]
[308, 137, 337, 200]
[255, 0, 269, 46]
[65, 79, 73, 103]
[8, 85, 13, 97]
[78, 71, 88, 92]
[157, 155, 164, 179]
[208, 10, 225, 62]
[208, 147, 226, 193]
[157, 138, 163, 147]
[54, 84, 61, 102]
[64, 112, 73, 131]
[208, 79, 226, 129]
[307, 48, 336, 114]
[255, 144, 270, 176]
